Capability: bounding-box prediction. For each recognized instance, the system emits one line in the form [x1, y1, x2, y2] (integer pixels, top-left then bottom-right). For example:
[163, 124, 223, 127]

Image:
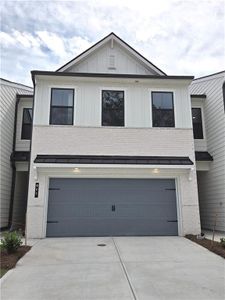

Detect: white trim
[196, 161, 211, 171]
[34, 163, 193, 170]
[191, 104, 206, 141]
[99, 87, 127, 127]
[42, 173, 183, 237]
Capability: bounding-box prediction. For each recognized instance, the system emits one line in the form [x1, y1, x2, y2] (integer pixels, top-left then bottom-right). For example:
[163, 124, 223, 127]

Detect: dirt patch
[186, 235, 225, 259]
[0, 246, 31, 270]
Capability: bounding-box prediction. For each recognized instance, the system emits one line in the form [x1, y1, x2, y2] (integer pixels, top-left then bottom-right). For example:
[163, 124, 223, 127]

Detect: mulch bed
[0, 246, 31, 270]
[186, 234, 225, 259]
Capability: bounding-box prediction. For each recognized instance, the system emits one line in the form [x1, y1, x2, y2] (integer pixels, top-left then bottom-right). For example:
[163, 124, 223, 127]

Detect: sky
[1, 0, 224, 86]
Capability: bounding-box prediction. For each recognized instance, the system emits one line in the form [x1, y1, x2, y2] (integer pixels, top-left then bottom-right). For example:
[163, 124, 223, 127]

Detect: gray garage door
[47, 178, 178, 237]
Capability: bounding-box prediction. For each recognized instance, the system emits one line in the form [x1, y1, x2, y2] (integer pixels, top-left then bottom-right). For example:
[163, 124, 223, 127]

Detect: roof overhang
[31, 71, 194, 84]
[195, 151, 213, 161]
[34, 155, 193, 166]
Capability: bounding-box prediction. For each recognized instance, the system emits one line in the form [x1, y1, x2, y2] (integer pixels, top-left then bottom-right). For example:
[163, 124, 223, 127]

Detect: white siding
[34, 78, 192, 129]
[0, 79, 32, 227]
[190, 72, 225, 231]
[15, 97, 33, 151]
[67, 40, 155, 75]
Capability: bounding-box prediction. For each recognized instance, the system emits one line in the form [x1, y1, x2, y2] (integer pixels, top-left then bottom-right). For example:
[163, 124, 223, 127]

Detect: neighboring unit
[190, 71, 225, 232]
[0, 78, 33, 229]
[26, 33, 202, 238]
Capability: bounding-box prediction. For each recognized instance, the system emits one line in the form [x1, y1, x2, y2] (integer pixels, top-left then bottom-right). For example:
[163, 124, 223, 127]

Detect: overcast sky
[1, 0, 224, 86]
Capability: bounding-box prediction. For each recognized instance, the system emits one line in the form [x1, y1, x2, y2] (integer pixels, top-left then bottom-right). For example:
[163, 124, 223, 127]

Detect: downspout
[24, 73, 36, 230]
[8, 94, 20, 229]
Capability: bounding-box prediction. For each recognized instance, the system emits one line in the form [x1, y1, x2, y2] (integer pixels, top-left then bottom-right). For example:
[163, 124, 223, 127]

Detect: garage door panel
[47, 178, 178, 236]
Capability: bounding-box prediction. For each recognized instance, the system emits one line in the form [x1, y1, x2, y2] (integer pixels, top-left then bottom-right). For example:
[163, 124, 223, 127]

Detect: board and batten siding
[34, 78, 193, 129]
[190, 71, 225, 232]
[0, 79, 33, 228]
[67, 40, 156, 75]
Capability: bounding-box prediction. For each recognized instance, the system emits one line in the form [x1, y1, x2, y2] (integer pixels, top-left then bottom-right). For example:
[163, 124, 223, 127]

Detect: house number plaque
[35, 183, 39, 198]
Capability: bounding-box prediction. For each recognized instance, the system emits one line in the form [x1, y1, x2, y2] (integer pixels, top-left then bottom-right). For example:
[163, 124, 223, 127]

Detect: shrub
[220, 238, 225, 248]
[0, 231, 23, 254]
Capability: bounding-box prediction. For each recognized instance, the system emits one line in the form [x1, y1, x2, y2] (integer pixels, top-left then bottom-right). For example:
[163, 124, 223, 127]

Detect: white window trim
[99, 87, 127, 127]
[16, 99, 32, 151]
[149, 88, 176, 128]
[191, 104, 206, 141]
[48, 85, 77, 126]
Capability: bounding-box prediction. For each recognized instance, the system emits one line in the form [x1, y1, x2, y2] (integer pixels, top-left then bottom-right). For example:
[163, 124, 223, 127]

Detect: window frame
[49, 88, 74, 125]
[151, 91, 175, 128]
[191, 106, 204, 140]
[101, 88, 125, 127]
[21, 107, 32, 140]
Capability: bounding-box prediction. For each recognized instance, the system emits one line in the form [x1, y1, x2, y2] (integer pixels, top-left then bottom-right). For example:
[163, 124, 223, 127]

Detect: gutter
[31, 70, 194, 81]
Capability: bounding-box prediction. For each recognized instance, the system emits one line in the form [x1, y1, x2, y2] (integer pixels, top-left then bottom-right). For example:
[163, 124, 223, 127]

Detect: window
[50, 88, 74, 125]
[102, 90, 124, 126]
[192, 108, 204, 139]
[152, 92, 175, 127]
[21, 108, 32, 140]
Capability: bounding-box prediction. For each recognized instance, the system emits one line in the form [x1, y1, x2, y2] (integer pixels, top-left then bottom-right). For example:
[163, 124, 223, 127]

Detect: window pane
[152, 92, 174, 127]
[21, 108, 32, 140]
[23, 108, 32, 124]
[51, 89, 73, 106]
[21, 124, 32, 140]
[102, 90, 124, 126]
[50, 107, 73, 125]
[192, 108, 203, 139]
[152, 92, 173, 109]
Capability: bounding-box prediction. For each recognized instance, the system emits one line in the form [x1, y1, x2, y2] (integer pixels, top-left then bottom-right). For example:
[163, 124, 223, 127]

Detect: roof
[56, 32, 166, 75]
[17, 94, 34, 98]
[31, 71, 194, 81]
[195, 151, 213, 161]
[192, 70, 225, 82]
[190, 94, 206, 98]
[0, 77, 33, 90]
[34, 155, 193, 165]
[11, 151, 30, 162]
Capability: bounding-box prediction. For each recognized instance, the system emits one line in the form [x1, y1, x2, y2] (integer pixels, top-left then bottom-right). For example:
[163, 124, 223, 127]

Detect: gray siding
[190, 72, 225, 231]
[0, 79, 32, 228]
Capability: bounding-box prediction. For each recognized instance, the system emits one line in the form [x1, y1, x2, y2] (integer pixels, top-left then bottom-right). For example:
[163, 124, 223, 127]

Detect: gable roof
[56, 32, 166, 75]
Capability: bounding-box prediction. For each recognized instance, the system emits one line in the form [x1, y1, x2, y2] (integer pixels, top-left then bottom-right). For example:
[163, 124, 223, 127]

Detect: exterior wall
[67, 40, 155, 75]
[27, 125, 200, 238]
[15, 97, 33, 151]
[34, 78, 192, 129]
[0, 79, 32, 228]
[11, 171, 28, 230]
[190, 72, 225, 231]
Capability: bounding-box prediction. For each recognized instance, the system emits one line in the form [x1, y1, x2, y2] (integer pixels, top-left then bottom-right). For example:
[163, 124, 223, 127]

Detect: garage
[46, 178, 178, 237]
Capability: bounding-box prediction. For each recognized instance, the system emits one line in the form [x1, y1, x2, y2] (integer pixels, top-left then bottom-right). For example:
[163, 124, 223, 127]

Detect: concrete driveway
[1, 237, 224, 300]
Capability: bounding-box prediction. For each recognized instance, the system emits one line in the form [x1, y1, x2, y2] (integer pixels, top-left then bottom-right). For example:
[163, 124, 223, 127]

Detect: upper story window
[192, 108, 203, 139]
[152, 92, 175, 127]
[102, 90, 124, 126]
[21, 108, 32, 140]
[50, 88, 74, 125]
